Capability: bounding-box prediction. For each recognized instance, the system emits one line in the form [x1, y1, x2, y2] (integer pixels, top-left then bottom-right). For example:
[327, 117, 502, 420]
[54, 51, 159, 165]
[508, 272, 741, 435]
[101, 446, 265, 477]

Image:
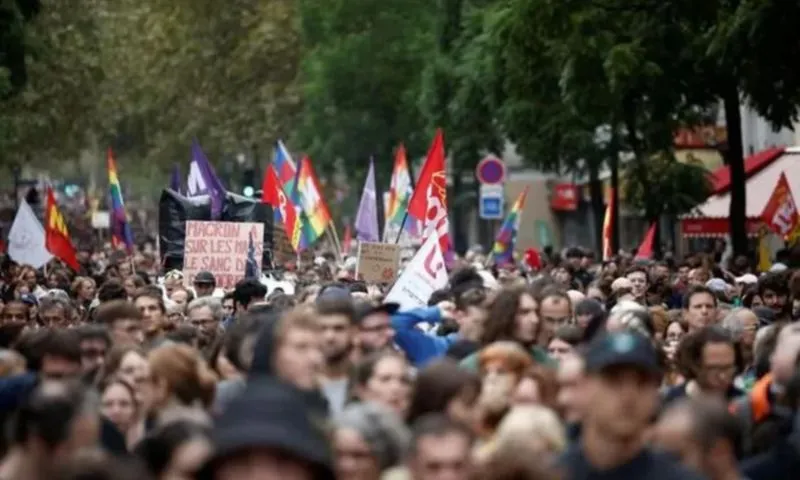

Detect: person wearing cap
[559, 332, 703, 479]
[199, 377, 335, 480]
[193, 271, 217, 298]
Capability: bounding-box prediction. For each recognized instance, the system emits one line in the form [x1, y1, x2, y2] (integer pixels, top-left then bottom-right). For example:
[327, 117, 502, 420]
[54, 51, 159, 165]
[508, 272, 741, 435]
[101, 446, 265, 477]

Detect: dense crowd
[0, 242, 799, 479]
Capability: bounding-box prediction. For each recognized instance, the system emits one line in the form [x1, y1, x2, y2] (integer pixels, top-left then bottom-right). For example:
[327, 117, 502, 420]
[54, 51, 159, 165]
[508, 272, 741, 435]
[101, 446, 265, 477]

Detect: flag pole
[393, 211, 409, 244]
[327, 224, 343, 263]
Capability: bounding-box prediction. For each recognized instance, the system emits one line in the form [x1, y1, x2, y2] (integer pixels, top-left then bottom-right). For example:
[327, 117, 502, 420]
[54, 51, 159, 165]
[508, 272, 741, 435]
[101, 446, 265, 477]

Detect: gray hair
[337, 402, 410, 470]
[721, 307, 751, 340]
[38, 296, 73, 316]
[185, 297, 224, 322]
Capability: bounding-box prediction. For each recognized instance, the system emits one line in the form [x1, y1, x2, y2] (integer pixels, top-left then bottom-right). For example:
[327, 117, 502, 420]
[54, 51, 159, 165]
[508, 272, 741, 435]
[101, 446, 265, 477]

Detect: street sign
[479, 184, 504, 219]
[476, 155, 506, 185]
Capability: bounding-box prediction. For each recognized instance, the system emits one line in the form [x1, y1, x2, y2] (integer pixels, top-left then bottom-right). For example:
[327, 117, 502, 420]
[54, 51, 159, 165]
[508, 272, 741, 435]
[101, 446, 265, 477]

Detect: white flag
[8, 199, 52, 269]
[385, 235, 448, 310]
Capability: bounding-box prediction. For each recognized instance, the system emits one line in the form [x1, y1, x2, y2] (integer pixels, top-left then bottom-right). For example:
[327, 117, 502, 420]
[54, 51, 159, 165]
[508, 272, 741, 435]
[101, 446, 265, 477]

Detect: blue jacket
[391, 307, 457, 367]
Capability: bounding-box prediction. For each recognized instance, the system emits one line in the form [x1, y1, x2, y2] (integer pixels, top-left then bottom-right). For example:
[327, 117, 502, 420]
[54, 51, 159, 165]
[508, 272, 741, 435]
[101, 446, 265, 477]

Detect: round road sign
[476, 156, 506, 184]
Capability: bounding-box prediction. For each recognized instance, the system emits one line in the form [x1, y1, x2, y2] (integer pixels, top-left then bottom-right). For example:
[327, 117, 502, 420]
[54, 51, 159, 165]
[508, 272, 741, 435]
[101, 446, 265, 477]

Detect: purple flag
[355, 159, 379, 242]
[186, 139, 226, 219]
[169, 163, 182, 194]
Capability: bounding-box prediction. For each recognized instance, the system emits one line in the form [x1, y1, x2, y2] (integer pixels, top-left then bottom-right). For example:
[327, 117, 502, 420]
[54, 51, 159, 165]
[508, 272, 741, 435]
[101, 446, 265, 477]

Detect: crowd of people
[0, 242, 799, 479]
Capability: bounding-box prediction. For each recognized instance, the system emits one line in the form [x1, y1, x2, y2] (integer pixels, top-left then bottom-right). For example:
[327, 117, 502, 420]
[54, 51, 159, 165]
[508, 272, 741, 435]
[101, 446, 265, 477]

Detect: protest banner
[385, 235, 448, 310]
[183, 220, 264, 288]
[356, 242, 401, 283]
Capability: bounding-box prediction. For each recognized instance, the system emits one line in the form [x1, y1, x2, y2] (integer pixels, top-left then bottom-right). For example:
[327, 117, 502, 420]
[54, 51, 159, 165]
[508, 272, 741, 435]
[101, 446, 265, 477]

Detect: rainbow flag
[386, 144, 412, 225]
[295, 156, 332, 241]
[384, 144, 420, 239]
[492, 187, 528, 265]
[273, 141, 332, 249]
[107, 149, 134, 251]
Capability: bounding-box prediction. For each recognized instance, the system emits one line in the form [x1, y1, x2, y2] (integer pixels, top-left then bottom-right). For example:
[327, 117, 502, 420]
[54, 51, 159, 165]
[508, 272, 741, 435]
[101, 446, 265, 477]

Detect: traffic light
[242, 168, 256, 197]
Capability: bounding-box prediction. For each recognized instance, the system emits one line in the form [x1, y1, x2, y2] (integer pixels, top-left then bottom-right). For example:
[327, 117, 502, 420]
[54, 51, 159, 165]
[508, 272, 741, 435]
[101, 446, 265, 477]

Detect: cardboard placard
[183, 220, 264, 288]
[356, 242, 400, 283]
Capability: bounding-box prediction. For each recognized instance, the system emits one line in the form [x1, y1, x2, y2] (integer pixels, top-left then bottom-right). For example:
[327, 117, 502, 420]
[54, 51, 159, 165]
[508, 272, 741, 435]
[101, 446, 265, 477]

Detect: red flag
[45, 188, 79, 271]
[407, 129, 450, 253]
[342, 224, 352, 256]
[635, 223, 656, 260]
[761, 172, 798, 237]
[262, 163, 280, 206]
[601, 188, 615, 261]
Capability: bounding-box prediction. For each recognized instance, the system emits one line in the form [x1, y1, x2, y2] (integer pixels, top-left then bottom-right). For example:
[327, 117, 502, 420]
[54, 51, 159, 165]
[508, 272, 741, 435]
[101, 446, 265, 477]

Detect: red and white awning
[681, 146, 800, 237]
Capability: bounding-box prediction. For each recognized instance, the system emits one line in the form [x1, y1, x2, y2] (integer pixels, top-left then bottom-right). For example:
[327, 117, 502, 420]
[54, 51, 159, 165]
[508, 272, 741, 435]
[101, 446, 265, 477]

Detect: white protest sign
[385, 235, 448, 310]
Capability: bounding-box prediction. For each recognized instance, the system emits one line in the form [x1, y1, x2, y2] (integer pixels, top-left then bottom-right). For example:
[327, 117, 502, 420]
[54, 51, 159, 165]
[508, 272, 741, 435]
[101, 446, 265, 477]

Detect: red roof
[709, 146, 786, 194]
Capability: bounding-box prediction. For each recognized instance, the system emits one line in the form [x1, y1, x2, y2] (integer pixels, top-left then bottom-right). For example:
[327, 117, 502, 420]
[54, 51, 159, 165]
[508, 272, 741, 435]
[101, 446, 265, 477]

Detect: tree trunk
[722, 85, 747, 256]
[610, 154, 620, 255]
[588, 160, 605, 255]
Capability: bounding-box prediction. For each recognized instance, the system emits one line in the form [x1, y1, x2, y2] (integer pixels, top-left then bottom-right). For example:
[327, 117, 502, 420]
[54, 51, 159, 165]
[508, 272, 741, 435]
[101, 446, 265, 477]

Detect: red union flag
[407, 129, 451, 254]
[761, 172, 799, 236]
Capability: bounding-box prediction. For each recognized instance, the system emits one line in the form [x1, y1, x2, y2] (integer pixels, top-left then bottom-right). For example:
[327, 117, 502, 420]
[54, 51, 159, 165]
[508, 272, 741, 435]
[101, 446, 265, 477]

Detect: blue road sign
[480, 194, 504, 219]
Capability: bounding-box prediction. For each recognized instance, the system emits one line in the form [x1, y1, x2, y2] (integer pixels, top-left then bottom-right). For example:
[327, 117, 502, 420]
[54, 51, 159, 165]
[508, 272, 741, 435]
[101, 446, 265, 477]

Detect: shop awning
[681, 146, 799, 237]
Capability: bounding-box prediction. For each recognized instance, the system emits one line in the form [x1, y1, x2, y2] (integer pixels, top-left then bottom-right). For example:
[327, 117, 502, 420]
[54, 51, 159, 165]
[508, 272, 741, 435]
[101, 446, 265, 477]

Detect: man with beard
[316, 296, 357, 416]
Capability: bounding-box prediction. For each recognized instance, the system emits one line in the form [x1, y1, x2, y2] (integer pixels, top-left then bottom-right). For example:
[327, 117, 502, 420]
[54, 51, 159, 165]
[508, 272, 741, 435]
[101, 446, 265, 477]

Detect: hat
[705, 278, 730, 293]
[769, 263, 788, 273]
[315, 285, 352, 304]
[584, 332, 660, 375]
[20, 293, 38, 307]
[193, 271, 216, 285]
[200, 378, 334, 480]
[735, 274, 758, 285]
[354, 300, 399, 322]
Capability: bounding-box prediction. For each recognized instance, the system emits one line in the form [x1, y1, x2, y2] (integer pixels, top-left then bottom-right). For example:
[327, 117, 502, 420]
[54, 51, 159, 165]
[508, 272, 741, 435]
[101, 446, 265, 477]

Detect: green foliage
[294, 0, 436, 177]
[0, 0, 104, 164]
[625, 155, 713, 221]
[0, 0, 303, 185]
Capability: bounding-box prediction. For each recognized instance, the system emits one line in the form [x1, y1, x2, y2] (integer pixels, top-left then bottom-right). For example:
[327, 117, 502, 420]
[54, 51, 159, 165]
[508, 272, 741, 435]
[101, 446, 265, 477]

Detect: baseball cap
[315, 285, 352, 304]
[20, 293, 38, 307]
[705, 278, 730, 293]
[583, 332, 660, 376]
[193, 271, 216, 285]
[354, 300, 400, 322]
[735, 273, 758, 285]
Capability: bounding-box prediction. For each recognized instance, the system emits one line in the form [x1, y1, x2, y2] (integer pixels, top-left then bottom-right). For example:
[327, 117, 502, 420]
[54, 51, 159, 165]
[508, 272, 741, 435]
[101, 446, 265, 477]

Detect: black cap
[583, 332, 660, 375]
[354, 300, 400, 322]
[199, 378, 334, 480]
[193, 271, 216, 285]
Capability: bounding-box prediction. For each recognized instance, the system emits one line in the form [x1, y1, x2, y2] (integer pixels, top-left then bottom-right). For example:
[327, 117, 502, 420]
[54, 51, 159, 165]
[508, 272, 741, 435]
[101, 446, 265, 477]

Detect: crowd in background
[0, 240, 799, 479]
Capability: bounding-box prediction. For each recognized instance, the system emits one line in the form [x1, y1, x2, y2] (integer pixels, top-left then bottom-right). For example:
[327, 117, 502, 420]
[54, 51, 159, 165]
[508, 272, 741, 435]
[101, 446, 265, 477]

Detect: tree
[417, 0, 504, 251]
[0, 0, 105, 166]
[293, 0, 436, 178]
[699, 0, 800, 256]
[98, 0, 304, 169]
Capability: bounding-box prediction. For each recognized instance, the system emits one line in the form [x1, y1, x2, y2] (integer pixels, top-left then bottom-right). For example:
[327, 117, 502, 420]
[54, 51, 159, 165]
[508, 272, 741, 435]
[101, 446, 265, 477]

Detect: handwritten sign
[183, 221, 264, 288]
[356, 242, 400, 283]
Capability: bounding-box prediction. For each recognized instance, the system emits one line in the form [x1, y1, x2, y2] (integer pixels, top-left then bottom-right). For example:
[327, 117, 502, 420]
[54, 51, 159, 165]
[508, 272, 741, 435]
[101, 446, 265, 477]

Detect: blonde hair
[494, 405, 566, 454]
